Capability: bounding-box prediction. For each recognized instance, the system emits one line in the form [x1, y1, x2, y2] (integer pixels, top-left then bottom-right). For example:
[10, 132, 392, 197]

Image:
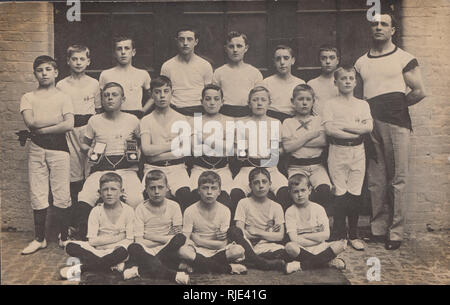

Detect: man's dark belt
[289, 155, 322, 166]
[31, 133, 69, 153]
[90, 155, 134, 173]
[328, 136, 363, 146]
[193, 156, 228, 169]
[147, 157, 185, 167]
[367, 92, 412, 130]
[242, 157, 271, 167]
[74, 114, 92, 128]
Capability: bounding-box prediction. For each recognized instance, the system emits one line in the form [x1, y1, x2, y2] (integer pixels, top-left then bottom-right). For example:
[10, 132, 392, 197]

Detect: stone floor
[1, 228, 449, 285]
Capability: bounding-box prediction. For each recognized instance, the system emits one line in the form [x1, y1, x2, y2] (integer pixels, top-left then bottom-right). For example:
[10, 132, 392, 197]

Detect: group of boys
[19, 11, 425, 283]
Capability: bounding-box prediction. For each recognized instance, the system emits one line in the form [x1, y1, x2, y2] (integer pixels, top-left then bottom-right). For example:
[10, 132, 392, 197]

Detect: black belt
[193, 156, 228, 169]
[147, 158, 185, 167]
[90, 155, 135, 173]
[289, 156, 322, 166]
[74, 114, 92, 128]
[242, 157, 272, 167]
[328, 136, 363, 146]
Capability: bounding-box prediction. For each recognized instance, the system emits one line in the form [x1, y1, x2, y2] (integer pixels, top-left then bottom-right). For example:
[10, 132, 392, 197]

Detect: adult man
[355, 12, 426, 250]
[161, 28, 213, 116]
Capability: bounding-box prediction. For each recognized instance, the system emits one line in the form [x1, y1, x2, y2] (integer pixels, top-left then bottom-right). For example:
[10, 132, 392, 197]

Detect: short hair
[198, 171, 221, 188]
[288, 174, 311, 190]
[225, 31, 248, 46]
[150, 75, 172, 92]
[249, 167, 271, 184]
[202, 83, 223, 101]
[113, 36, 135, 50]
[99, 172, 123, 188]
[292, 83, 316, 101]
[102, 82, 124, 96]
[33, 55, 57, 71]
[248, 86, 272, 105]
[333, 65, 356, 80]
[176, 27, 198, 40]
[273, 45, 294, 58]
[144, 170, 168, 188]
[318, 44, 340, 59]
[67, 44, 90, 59]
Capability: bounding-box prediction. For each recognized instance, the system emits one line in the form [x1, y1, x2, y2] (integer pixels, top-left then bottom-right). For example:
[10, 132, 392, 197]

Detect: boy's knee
[127, 243, 143, 256]
[226, 244, 245, 262]
[285, 242, 300, 257]
[178, 245, 196, 261]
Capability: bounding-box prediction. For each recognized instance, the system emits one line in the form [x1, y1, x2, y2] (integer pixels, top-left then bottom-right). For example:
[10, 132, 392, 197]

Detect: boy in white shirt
[213, 31, 262, 118]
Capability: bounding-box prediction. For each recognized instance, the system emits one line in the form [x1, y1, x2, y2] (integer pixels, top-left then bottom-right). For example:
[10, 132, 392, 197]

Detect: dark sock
[310, 184, 333, 216]
[347, 193, 361, 240]
[156, 233, 186, 268]
[296, 247, 336, 270]
[276, 187, 291, 211]
[128, 243, 177, 280]
[74, 201, 93, 241]
[331, 193, 348, 240]
[54, 206, 70, 241]
[175, 187, 193, 212]
[33, 208, 47, 242]
[69, 180, 84, 228]
[230, 188, 246, 208]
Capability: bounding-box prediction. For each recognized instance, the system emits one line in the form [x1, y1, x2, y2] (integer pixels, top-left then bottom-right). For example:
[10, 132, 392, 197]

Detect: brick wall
[400, 0, 450, 235]
[0, 2, 54, 231]
[0, 1, 448, 233]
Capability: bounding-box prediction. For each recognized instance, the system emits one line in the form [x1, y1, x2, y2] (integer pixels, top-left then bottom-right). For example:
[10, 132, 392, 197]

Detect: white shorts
[185, 240, 240, 259]
[288, 164, 331, 189]
[78, 169, 144, 209]
[28, 142, 71, 210]
[190, 165, 234, 194]
[69, 239, 132, 257]
[143, 163, 191, 194]
[328, 144, 366, 196]
[252, 240, 285, 255]
[233, 166, 288, 194]
[66, 126, 90, 182]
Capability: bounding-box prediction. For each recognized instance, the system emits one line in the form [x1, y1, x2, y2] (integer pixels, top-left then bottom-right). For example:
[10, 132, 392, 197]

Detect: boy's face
[99, 181, 123, 206]
[152, 84, 172, 109]
[114, 40, 135, 65]
[67, 51, 90, 74]
[202, 89, 223, 115]
[225, 36, 248, 63]
[249, 90, 270, 117]
[290, 180, 311, 206]
[176, 31, 198, 56]
[319, 50, 339, 74]
[370, 14, 395, 42]
[146, 179, 169, 205]
[34, 63, 58, 87]
[334, 70, 356, 95]
[198, 182, 221, 205]
[292, 91, 314, 116]
[250, 173, 271, 199]
[274, 49, 295, 76]
[102, 86, 124, 112]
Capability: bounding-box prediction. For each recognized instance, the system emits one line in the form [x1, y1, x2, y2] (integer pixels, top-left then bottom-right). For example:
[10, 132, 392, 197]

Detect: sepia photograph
[0, 0, 448, 291]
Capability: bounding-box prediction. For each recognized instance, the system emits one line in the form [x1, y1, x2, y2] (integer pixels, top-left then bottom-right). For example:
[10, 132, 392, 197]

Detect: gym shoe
[60, 263, 81, 280]
[175, 272, 190, 285]
[123, 266, 140, 280]
[349, 239, 365, 251]
[111, 262, 125, 273]
[178, 262, 194, 274]
[21, 239, 47, 255]
[328, 258, 346, 270]
[285, 261, 301, 274]
[230, 264, 247, 275]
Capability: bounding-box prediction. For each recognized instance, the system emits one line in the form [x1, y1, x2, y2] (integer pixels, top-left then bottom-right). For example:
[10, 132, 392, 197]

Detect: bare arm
[404, 66, 426, 107]
[342, 119, 373, 135]
[282, 130, 321, 153]
[303, 131, 327, 148]
[324, 122, 360, 139]
[248, 225, 285, 242]
[141, 133, 172, 157]
[33, 113, 74, 135]
[88, 232, 126, 247]
[142, 97, 154, 114]
[190, 233, 227, 250]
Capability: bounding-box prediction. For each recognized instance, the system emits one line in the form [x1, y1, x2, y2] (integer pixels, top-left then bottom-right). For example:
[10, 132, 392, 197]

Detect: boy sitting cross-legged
[284, 174, 347, 274]
[178, 171, 247, 275]
[60, 172, 134, 280]
[122, 170, 189, 284]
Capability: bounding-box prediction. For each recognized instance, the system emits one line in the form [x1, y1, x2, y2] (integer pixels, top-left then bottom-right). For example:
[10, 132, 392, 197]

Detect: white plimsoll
[111, 262, 125, 273]
[285, 261, 301, 274]
[123, 266, 140, 280]
[230, 264, 247, 275]
[349, 239, 365, 251]
[175, 272, 190, 285]
[328, 258, 346, 270]
[21, 239, 47, 255]
[60, 263, 81, 280]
